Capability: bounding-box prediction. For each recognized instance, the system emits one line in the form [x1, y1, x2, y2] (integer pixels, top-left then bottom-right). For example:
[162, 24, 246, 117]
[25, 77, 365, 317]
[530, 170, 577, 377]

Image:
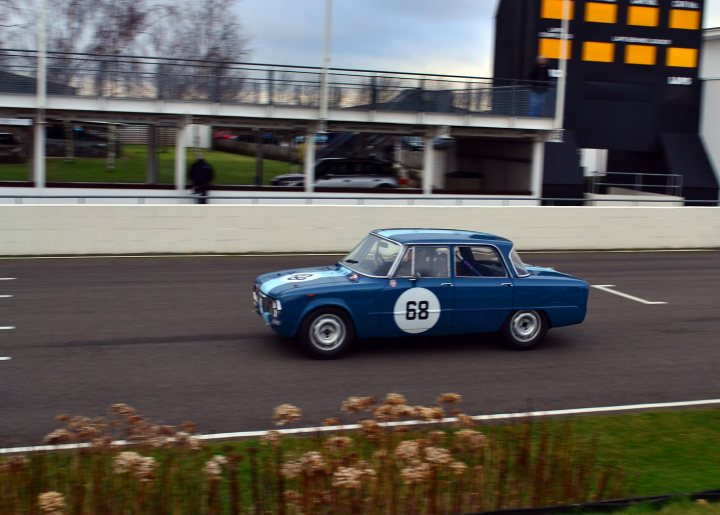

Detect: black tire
[501, 310, 547, 350]
[298, 307, 355, 359]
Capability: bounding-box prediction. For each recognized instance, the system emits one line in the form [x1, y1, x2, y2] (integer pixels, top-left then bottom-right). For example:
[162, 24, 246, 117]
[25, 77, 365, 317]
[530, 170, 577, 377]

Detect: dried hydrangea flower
[437, 393, 463, 405]
[37, 491, 66, 514]
[203, 455, 228, 480]
[300, 451, 326, 474]
[112, 451, 143, 474]
[134, 456, 156, 482]
[43, 429, 76, 445]
[415, 406, 445, 421]
[272, 404, 302, 426]
[394, 440, 421, 462]
[454, 429, 488, 450]
[359, 419, 381, 440]
[424, 446, 451, 465]
[383, 393, 407, 406]
[110, 403, 137, 417]
[341, 396, 376, 413]
[280, 459, 303, 479]
[324, 436, 353, 452]
[332, 466, 363, 489]
[401, 462, 431, 485]
[456, 413, 475, 427]
[323, 417, 342, 426]
[174, 431, 202, 450]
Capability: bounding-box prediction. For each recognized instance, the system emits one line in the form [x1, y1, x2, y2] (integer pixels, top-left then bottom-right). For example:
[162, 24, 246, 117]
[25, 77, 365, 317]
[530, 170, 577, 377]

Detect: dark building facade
[494, 0, 718, 202]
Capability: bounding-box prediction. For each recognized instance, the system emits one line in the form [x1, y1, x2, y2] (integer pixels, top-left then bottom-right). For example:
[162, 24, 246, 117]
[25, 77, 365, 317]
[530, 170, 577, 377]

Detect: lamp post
[318, 0, 333, 133]
[34, 0, 47, 188]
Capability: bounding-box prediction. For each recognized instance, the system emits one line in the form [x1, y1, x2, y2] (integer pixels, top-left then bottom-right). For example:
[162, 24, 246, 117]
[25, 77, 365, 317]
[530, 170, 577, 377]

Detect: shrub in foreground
[0, 394, 626, 514]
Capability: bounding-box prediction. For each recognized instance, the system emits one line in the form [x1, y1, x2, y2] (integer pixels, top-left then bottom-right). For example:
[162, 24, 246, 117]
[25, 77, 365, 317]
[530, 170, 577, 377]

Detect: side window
[455, 246, 508, 278]
[414, 246, 450, 278]
[395, 247, 414, 277]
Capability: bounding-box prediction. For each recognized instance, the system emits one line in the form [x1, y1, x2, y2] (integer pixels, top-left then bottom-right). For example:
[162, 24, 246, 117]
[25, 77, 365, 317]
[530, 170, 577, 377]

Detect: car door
[452, 245, 514, 333]
[375, 245, 454, 337]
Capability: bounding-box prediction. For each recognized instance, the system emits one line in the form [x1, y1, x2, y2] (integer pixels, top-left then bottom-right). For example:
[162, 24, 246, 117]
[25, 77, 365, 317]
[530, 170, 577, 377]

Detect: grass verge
[0, 145, 292, 185]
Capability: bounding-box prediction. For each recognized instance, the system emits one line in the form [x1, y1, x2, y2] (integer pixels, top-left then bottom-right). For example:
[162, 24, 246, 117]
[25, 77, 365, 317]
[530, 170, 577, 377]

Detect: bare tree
[152, 0, 250, 101]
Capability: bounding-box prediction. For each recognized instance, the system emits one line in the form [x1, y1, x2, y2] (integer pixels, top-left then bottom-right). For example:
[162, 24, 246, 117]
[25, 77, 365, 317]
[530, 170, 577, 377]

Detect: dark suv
[271, 157, 398, 188]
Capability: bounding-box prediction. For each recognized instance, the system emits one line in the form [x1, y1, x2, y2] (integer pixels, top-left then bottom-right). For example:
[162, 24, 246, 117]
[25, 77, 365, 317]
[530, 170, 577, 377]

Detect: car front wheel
[501, 310, 547, 350]
[298, 308, 355, 359]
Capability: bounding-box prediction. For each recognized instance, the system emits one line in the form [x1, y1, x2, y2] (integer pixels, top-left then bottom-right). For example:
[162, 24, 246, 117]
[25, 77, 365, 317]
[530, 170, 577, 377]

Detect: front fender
[287, 297, 359, 338]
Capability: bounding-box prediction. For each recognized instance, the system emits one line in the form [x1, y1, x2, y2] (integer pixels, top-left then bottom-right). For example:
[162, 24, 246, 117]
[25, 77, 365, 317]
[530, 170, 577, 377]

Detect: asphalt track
[1, 251, 719, 448]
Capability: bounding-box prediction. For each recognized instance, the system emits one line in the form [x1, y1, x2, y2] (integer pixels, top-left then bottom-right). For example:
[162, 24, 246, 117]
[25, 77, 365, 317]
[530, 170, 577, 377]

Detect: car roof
[373, 228, 513, 247]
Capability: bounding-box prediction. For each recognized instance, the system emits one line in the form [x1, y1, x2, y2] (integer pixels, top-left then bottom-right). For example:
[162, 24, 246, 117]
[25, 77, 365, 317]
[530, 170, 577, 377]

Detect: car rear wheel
[298, 308, 354, 359]
[501, 310, 547, 350]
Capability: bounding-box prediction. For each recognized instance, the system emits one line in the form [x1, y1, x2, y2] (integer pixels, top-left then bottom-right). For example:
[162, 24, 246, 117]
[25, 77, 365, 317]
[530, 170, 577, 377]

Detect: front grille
[253, 285, 273, 314]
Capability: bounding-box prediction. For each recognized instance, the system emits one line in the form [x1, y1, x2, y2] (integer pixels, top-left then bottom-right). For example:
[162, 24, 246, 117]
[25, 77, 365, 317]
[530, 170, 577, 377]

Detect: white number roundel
[393, 288, 441, 334]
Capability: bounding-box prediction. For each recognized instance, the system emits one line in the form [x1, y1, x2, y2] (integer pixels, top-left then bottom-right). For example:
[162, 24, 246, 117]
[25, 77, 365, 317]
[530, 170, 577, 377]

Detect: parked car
[0, 132, 25, 162]
[253, 228, 589, 358]
[271, 157, 398, 188]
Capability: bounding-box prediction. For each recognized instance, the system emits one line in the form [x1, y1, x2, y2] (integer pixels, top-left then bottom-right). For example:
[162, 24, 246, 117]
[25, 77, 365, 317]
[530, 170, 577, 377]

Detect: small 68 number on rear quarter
[298, 307, 355, 359]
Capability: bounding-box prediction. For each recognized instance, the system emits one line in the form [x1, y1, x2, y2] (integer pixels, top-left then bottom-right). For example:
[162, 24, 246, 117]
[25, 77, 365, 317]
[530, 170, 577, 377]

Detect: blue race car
[253, 229, 589, 359]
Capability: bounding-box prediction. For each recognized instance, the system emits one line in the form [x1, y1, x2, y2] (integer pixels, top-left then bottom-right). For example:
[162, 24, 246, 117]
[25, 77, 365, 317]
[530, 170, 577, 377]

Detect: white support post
[34, 0, 47, 189]
[304, 129, 317, 193]
[33, 116, 46, 189]
[531, 139, 545, 199]
[318, 0, 333, 132]
[175, 124, 187, 192]
[422, 133, 435, 195]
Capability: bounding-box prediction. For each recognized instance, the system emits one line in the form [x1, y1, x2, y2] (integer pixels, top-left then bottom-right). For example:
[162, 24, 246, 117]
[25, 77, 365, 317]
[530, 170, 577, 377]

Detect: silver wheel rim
[510, 311, 541, 343]
[309, 314, 346, 351]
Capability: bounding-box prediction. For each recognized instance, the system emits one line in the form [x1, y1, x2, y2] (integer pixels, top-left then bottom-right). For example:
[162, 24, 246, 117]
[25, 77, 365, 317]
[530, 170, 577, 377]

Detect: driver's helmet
[377, 241, 398, 261]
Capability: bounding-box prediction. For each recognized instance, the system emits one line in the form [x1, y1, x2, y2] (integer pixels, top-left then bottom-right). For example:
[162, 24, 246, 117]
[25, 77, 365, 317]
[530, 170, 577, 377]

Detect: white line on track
[0, 277, 17, 280]
[0, 326, 16, 330]
[592, 284, 667, 305]
[0, 357, 11, 361]
[0, 295, 12, 298]
[2, 397, 720, 455]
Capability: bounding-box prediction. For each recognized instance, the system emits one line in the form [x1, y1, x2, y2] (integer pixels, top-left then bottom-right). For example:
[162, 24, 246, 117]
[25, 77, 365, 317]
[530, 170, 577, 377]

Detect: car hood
[257, 265, 357, 296]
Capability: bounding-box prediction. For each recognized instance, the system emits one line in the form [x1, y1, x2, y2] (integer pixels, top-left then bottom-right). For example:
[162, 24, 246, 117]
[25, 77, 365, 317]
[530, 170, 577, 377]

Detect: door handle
[501, 282, 513, 287]
[441, 283, 454, 287]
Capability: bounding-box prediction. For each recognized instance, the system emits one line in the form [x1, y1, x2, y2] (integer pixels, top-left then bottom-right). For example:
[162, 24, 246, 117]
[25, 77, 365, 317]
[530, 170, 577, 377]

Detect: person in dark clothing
[528, 56, 551, 116]
[188, 154, 215, 204]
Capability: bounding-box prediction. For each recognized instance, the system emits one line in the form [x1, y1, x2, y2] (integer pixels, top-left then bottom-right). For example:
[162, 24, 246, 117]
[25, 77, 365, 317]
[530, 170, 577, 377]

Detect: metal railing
[0, 194, 717, 207]
[0, 49, 554, 117]
[590, 172, 684, 196]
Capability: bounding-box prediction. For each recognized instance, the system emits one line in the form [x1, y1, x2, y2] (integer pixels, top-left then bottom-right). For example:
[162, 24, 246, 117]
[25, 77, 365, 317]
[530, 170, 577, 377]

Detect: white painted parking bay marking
[592, 285, 667, 305]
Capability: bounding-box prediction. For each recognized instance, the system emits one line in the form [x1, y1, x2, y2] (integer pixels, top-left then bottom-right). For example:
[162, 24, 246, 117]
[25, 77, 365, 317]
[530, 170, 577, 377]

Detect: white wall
[0, 205, 718, 256]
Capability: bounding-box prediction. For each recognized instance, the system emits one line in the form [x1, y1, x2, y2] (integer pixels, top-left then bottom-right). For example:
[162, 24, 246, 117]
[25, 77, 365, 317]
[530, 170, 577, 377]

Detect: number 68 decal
[393, 288, 440, 334]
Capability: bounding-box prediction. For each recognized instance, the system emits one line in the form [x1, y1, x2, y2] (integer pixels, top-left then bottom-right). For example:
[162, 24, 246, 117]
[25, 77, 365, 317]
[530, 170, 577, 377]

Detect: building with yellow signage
[494, 0, 718, 203]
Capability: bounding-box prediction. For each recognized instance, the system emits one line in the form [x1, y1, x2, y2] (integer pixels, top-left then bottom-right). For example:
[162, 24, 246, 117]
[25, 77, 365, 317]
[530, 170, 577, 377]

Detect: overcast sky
[239, 0, 720, 77]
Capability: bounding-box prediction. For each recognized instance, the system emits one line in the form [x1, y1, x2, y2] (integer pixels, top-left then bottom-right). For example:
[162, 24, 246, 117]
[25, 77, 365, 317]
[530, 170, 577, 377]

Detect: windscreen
[341, 234, 401, 277]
